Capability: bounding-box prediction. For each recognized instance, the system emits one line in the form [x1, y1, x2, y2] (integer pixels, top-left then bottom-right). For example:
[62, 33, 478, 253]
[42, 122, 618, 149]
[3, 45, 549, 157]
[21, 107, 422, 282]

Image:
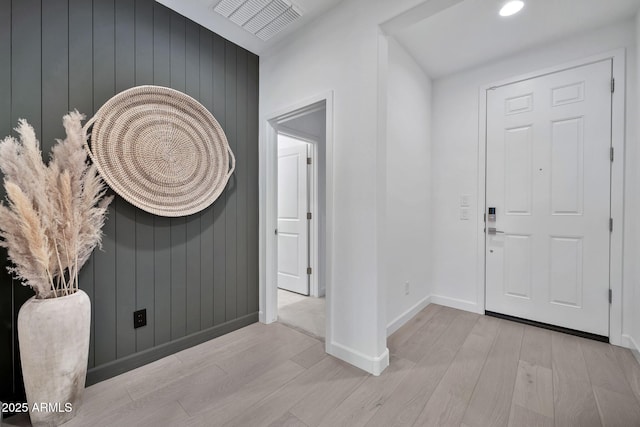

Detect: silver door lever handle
[487, 227, 504, 235]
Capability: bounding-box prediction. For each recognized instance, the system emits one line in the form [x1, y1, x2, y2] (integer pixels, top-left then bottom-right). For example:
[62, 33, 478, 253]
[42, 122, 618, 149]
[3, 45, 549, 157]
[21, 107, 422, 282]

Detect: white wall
[259, 0, 444, 374]
[632, 12, 640, 356]
[430, 20, 638, 338]
[385, 38, 433, 335]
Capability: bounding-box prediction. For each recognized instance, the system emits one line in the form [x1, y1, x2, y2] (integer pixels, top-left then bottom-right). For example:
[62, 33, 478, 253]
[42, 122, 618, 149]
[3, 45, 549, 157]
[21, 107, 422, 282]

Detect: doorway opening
[276, 129, 324, 339]
[263, 95, 332, 344]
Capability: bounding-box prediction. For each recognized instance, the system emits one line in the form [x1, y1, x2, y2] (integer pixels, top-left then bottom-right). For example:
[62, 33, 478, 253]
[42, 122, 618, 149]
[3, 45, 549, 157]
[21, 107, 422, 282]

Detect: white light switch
[460, 208, 470, 220]
[460, 194, 471, 207]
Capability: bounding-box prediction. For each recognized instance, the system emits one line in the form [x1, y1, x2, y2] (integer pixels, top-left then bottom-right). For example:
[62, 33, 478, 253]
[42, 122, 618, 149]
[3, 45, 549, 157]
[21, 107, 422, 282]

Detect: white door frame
[260, 92, 334, 349]
[277, 127, 321, 297]
[477, 49, 626, 345]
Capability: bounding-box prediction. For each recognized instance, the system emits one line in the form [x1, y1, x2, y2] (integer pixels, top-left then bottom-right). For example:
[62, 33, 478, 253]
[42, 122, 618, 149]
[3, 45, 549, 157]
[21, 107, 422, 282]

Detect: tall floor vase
[18, 290, 90, 426]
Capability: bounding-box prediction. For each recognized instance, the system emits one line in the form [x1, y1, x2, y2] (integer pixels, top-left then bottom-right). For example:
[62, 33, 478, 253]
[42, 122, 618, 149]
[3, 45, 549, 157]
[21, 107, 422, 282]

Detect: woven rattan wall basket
[83, 85, 235, 217]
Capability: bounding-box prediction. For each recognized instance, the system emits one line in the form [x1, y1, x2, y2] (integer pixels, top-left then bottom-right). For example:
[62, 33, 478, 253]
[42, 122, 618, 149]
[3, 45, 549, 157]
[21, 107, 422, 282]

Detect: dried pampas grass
[0, 112, 113, 299]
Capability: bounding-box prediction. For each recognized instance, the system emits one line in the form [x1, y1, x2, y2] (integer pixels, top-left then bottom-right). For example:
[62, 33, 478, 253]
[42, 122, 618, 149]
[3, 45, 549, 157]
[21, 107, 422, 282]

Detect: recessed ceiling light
[499, 0, 524, 17]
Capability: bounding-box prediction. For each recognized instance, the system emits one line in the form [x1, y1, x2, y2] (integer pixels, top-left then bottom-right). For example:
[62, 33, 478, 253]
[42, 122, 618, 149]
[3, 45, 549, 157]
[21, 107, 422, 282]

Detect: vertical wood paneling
[0, 0, 9, 143]
[11, 0, 41, 134]
[115, 0, 136, 359]
[1, 0, 259, 397]
[185, 21, 200, 98]
[185, 21, 202, 335]
[69, 0, 95, 369]
[247, 54, 259, 313]
[115, 196, 136, 358]
[224, 40, 237, 321]
[93, 0, 117, 366]
[41, 0, 69, 153]
[0, 0, 12, 399]
[169, 12, 187, 340]
[133, 0, 155, 352]
[199, 29, 215, 330]
[11, 0, 42, 399]
[212, 34, 227, 326]
[236, 49, 248, 317]
[115, 0, 135, 102]
[152, 3, 172, 346]
[186, 214, 202, 333]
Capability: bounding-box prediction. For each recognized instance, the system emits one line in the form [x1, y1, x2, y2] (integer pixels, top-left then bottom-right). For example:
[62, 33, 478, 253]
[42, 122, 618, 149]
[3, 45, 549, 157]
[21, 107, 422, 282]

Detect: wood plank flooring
[5, 304, 640, 426]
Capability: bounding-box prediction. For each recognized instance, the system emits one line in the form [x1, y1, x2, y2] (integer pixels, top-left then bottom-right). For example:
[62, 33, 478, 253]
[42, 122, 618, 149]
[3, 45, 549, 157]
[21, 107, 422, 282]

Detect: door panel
[549, 236, 583, 307]
[486, 60, 612, 336]
[504, 125, 533, 214]
[277, 136, 309, 295]
[550, 117, 584, 214]
[503, 234, 532, 300]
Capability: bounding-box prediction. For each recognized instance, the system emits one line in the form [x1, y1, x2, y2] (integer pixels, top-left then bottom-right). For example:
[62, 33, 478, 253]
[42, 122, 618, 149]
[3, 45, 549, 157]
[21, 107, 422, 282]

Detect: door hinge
[609, 289, 613, 304]
[307, 212, 312, 220]
[307, 157, 312, 165]
[611, 78, 615, 93]
[610, 147, 614, 162]
[307, 267, 312, 275]
[610, 218, 613, 232]
[275, 228, 278, 235]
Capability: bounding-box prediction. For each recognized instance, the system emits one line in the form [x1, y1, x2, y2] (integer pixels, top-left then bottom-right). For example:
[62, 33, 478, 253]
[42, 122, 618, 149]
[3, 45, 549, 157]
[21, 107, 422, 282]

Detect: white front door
[277, 135, 310, 295]
[485, 60, 612, 337]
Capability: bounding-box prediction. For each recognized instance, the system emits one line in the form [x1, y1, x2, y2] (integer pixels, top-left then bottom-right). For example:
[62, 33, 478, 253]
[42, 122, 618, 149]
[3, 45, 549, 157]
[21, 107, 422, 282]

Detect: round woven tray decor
[83, 85, 235, 217]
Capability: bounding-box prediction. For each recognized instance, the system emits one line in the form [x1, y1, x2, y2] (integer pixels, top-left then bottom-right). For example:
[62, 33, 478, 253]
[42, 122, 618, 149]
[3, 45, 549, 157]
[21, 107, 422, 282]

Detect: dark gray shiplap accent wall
[0, 0, 259, 401]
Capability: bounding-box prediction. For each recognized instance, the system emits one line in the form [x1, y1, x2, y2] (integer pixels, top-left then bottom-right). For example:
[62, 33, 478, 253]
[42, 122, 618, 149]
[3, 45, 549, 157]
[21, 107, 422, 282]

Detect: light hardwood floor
[277, 289, 326, 339]
[5, 304, 640, 426]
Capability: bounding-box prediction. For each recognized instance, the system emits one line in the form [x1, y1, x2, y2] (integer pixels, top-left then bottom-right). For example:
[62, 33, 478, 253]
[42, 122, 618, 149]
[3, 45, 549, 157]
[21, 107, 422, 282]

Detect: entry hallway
[5, 304, 640, 426]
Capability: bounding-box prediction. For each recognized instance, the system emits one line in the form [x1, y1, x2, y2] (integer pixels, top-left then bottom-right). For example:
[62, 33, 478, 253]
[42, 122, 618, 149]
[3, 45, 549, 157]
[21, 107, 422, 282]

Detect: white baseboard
[327, 341, 389, 376]
[622, 334, 640, 365]
[430, 295, 481, 314]
[387, 296, 432, 337]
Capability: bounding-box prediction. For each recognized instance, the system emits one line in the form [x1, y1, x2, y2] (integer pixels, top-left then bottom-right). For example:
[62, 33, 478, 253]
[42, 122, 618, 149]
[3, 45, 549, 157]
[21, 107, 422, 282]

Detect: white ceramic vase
[17, 289, 91, 427]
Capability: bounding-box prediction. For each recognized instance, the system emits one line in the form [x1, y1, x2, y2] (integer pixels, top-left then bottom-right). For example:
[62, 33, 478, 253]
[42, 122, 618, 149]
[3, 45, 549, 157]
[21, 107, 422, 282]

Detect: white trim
[326, 342, 390, 377]
[621, 334, 640, 365]
[609, 49, 626, 346]
[375, 31, 390, 364]
[261, 91, 335, 356]
[386, 296, 432, 336]
[309, 141, 321, 296]
[477, 87, 488, 315]
[477, 49, 626, 344]
[430, 295, 482, 314]
[622, 334, 640, 351]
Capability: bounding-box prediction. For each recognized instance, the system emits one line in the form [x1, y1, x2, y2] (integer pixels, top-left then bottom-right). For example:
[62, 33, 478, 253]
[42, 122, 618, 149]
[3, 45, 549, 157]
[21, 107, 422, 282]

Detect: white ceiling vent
[214, 0, 302, 41]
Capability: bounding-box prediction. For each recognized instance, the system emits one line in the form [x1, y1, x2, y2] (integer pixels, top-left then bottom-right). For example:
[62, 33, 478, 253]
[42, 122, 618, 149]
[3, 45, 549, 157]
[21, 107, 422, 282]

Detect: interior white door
[485, 60, 612, 336]
[277, 136, 310, 295]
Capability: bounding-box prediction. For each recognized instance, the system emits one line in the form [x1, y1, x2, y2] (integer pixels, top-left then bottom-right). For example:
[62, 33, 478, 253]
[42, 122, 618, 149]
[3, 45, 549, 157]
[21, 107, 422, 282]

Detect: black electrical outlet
[133, 309, 147, 329]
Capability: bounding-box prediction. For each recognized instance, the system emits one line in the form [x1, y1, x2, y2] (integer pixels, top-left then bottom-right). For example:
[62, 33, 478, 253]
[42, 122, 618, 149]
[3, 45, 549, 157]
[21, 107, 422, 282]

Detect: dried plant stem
[74, 252, 79, 293]
[0, 112, 113, 299]
[47, 269, 57, 298]
[61, 229, 73, 294]
[54, 245, 68, 295]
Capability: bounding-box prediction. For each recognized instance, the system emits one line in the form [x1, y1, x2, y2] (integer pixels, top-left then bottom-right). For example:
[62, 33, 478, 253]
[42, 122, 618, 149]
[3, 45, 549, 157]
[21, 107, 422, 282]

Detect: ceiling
[156, 0, 344, 55]
[394, 0, 640, 79]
